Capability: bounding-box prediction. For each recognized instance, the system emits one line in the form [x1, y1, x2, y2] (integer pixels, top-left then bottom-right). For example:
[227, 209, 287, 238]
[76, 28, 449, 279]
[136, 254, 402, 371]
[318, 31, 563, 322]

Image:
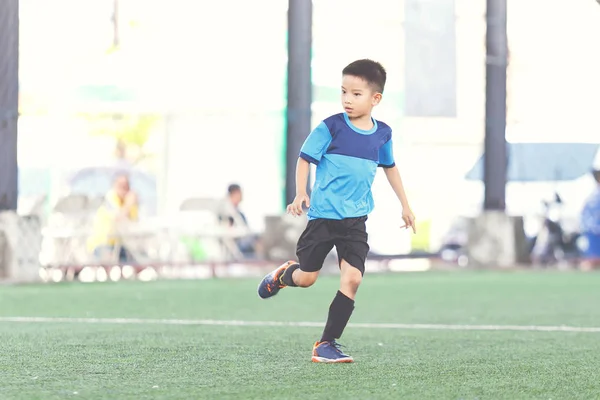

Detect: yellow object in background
[410, 219, 431, 252]
[87, 190, 138, 251]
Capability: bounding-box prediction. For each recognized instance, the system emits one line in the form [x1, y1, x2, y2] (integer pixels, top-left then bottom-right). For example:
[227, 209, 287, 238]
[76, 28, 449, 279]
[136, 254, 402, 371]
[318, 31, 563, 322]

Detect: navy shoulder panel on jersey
[323, 114, 391, 162]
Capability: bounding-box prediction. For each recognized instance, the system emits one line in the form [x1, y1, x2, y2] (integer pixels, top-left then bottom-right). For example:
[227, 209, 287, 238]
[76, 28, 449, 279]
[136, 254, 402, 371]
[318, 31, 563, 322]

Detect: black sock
[279, 263, 300, 287]
[320, 291, 355, 343]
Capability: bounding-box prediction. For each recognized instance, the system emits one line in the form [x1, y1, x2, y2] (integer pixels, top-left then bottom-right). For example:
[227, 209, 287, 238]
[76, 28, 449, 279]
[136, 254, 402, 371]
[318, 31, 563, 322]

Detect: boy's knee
[340, 263, 363, 291]
[342, 270, 363, 289]
[340, 271, 362, 300]
[295, 270, 319, 287]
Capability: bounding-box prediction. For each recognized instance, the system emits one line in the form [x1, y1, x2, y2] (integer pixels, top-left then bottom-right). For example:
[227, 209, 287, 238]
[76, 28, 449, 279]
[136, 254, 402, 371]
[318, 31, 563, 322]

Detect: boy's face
[341, 75, 382, 118]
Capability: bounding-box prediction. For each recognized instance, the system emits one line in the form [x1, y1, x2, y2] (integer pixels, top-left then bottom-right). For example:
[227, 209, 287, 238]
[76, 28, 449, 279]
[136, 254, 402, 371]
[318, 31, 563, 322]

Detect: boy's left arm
[383, 166, 416, 233]
[379, 137, 416, 233]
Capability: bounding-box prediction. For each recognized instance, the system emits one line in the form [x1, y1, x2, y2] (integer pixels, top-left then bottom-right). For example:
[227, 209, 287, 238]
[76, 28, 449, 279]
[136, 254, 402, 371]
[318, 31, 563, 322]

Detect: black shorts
[296, 216, 370, 275]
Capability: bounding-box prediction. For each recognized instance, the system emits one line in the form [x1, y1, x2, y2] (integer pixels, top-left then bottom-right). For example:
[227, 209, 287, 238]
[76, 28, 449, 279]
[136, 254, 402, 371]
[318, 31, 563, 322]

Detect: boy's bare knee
[341, 271, 362, 290]
[342, 272, 362, 288]
[340, 260, 363, 298]
[294, 269, 319, 287]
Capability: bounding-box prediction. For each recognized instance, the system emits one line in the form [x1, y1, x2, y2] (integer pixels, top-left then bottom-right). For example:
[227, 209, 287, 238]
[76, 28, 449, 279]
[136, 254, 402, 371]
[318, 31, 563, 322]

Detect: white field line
[0, 316, 599, 333]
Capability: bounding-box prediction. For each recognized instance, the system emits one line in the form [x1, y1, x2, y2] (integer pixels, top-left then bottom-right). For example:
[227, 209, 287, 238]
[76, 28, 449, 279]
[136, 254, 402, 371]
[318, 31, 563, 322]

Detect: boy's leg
[320, 260, 363, 339]
[312, 217, 368, 363]
[311, 261, 362, 363]
[280, 218, 333, 286]
[258, 219, 333, 299]
[322, 216, 368, 340]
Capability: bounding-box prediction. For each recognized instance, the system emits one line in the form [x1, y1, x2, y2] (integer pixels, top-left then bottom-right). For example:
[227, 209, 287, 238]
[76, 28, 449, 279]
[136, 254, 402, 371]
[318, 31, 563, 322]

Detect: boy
[258, 59, 416, 363]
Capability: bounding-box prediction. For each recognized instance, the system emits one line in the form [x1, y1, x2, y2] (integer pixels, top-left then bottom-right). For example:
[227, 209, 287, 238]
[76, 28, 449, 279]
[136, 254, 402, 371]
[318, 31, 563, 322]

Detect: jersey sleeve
[378, 138, 396, 168]
[299, 122, 332, 165]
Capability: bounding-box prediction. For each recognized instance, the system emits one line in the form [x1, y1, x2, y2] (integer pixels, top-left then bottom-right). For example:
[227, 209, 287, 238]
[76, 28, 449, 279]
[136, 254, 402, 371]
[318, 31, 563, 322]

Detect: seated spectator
[580, 169, 600, 270]
[218, 184, 263, 258]
[87, 173, 138, 263]
[219, 184, 249, 227]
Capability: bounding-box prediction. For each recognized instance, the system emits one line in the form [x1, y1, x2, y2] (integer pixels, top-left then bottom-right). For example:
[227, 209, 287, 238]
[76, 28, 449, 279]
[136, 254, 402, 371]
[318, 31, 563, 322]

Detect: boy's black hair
[593, 169, 600, 184]
[342, 59, 387, 93]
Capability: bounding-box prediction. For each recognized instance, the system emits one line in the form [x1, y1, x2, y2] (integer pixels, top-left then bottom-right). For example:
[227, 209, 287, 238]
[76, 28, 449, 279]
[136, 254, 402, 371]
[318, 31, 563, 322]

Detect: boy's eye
[354, 93, 361, 97]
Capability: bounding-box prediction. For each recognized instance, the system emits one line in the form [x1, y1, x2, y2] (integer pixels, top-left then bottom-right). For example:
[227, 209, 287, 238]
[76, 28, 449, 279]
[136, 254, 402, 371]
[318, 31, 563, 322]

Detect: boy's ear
[372, 92, 382, 105]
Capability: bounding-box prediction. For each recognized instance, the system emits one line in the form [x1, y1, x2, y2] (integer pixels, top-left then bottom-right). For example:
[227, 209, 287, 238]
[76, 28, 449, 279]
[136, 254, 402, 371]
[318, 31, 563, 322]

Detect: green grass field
[2, 271, 600, 399]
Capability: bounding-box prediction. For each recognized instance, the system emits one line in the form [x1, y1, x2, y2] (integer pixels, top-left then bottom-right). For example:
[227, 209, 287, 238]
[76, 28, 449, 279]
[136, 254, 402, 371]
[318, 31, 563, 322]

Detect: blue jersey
[299, 113, 395, 220]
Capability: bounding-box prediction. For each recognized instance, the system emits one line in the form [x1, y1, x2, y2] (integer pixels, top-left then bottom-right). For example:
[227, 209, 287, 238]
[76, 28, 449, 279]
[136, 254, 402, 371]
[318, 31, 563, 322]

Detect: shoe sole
[311, 356, 354, 363]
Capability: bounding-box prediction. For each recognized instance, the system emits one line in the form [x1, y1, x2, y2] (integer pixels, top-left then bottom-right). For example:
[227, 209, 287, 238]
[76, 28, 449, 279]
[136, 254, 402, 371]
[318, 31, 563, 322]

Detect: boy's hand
[287, 193, 310, 216]
[401, 209, 416, 234]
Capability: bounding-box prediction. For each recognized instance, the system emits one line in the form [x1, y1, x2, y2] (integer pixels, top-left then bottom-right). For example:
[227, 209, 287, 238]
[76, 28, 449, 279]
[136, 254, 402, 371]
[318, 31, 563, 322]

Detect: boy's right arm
[287, 157, 311, 216]
[286, 120, 332, 216]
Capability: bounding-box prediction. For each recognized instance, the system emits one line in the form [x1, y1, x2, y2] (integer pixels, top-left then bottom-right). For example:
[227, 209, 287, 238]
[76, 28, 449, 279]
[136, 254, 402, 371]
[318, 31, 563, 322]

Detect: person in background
[220, 184, 249, 227]
[580, 169, 600, 271]
[218, 183, 262, 258]
[87, 173, 139, 263]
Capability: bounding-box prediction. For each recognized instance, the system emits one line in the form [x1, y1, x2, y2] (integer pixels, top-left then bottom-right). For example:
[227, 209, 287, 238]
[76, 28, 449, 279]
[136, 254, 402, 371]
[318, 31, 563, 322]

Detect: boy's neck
[347, 114, 374, 130]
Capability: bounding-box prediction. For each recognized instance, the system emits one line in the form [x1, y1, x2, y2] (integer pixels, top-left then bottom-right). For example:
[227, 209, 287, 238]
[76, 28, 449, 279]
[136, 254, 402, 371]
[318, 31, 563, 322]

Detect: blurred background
[1, 0, 600, 283]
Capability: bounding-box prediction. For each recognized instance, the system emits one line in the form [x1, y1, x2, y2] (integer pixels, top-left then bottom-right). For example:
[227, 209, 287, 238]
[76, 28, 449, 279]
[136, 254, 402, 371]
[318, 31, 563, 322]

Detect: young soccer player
[258, 59, 416, 363]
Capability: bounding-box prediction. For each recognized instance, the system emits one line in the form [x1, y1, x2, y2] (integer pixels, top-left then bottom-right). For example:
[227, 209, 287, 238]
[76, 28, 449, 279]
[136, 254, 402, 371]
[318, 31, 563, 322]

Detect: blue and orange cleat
[311, 341, 354, 363]
[257, 261, 298, 299]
